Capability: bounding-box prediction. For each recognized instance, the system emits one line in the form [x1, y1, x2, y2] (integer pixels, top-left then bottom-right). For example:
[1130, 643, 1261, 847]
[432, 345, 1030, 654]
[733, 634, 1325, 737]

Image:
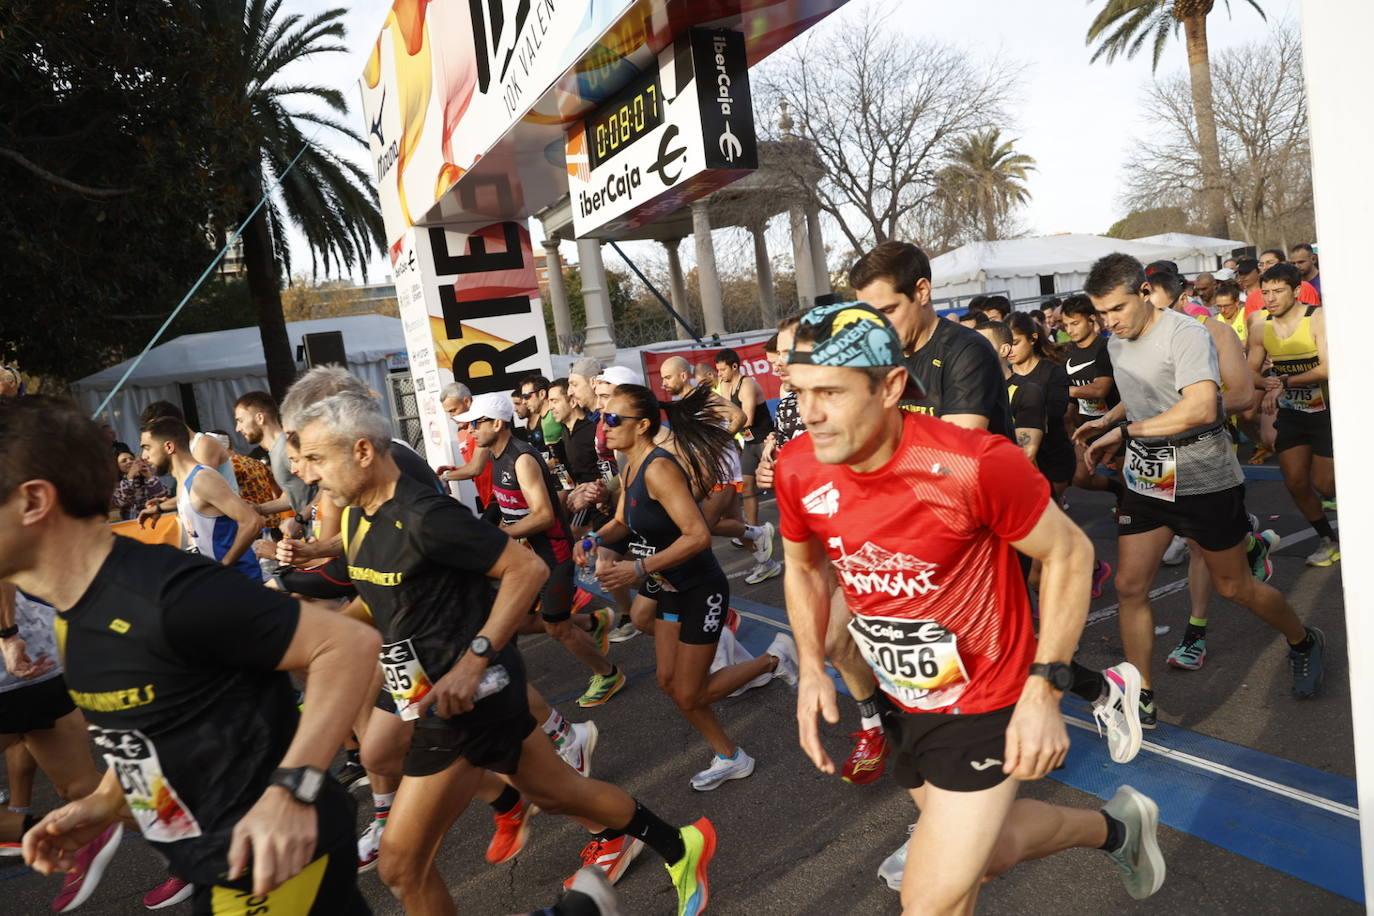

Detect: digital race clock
[585, 73, 663, 170]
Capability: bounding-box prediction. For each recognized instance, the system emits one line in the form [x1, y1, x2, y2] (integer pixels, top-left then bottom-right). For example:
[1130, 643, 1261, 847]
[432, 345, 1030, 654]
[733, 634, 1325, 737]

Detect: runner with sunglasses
[576, 385, 799, 792]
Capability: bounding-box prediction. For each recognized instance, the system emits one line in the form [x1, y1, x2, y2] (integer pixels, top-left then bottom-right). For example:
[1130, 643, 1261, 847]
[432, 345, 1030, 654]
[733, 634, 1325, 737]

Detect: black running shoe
[333, 760, 370, 791]
[1289, 626, 1326, 700]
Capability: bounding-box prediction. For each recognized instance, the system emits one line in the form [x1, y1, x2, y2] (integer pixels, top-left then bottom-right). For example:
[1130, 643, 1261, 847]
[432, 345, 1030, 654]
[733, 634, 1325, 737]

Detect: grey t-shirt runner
[269, 431, 318, 516]
[1108, 307, 1244, 497]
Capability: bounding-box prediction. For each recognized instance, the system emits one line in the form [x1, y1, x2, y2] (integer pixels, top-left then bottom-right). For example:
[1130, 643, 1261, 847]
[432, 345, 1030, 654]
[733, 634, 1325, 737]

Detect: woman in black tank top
[575, 384, 797, 790]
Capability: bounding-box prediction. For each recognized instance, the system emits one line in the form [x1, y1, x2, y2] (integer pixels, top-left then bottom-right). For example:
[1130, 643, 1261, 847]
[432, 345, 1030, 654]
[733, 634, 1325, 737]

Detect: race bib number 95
[848, 615, 969, 711]
[380, 639, 435, 721]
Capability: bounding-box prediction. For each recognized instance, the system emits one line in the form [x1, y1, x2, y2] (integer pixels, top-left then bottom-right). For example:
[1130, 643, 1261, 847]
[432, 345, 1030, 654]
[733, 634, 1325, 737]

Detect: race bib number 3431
[848, 615, 969, 711]
[1123, 440, 1177, 502]
[91, 728, 202, 842]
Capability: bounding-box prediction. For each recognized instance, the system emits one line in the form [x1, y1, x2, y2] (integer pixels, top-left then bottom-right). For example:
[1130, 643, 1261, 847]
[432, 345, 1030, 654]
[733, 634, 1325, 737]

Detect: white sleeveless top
[177, 465, 262, 580]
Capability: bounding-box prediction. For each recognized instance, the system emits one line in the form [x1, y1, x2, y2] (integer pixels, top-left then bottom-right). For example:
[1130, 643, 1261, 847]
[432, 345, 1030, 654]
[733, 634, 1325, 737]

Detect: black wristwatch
[0, 625, 18, 640]
[269, 766, 326, 804]
[1116, 420, 1132, 443]
[469, 636, 497, 659]
[1029, 662, 1074, 692]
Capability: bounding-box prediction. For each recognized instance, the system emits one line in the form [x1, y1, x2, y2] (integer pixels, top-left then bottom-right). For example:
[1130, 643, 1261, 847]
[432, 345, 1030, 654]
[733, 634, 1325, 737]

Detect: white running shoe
[744, 558, 782, 585]
[1161, 535, 1188, 566]
[1305, 536, 1341, 568]
[713, 628, 774, 696]
[690, 748, 756, 791]
[878, 827, 914, 891]
[766, 633, 799, 687]
[560, 720, 599, 778]
[607, 618, 640, 643]
[752, 522, 776, 563]
[1092, 663, 1143, 764]
[357, 818, 385, 873]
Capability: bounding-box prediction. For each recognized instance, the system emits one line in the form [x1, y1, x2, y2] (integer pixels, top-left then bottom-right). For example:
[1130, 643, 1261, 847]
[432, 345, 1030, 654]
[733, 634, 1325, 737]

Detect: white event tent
[929, 232, 1246, 301]
[74, 314, 409, 451]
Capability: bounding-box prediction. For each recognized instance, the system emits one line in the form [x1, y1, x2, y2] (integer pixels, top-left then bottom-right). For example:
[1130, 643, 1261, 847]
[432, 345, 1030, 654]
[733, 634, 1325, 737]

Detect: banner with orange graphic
[359, 0, 632, 247]
[394, 221, 553, 470]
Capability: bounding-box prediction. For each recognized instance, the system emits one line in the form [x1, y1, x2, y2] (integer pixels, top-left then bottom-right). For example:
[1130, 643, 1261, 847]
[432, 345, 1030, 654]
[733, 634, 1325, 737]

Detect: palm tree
[211, 0, 385, 399]
[1086, 0, 1265, 241]
[939, 129, 1036, 242]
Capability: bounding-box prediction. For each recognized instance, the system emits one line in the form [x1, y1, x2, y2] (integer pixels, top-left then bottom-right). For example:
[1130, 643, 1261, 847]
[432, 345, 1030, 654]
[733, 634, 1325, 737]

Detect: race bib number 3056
[848, 615, 969, 711]
[1123, 440, 1177, 502]
[91, 728, 202, 842]
[380, 639, 435, 721]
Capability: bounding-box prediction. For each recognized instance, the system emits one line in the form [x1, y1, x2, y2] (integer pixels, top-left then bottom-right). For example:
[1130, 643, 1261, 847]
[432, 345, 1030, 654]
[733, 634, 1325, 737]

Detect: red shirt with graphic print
[776, 411, 1049, 715]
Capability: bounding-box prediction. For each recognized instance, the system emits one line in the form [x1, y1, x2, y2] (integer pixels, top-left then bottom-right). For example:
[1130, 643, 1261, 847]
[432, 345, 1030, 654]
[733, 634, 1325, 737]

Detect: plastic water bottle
[582, 537, 598, 577]
[473, 664, 510, 701]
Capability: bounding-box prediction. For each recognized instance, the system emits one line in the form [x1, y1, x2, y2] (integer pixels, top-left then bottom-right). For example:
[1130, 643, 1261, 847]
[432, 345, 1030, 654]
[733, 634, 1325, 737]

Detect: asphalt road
[4, 474, 1357, 915]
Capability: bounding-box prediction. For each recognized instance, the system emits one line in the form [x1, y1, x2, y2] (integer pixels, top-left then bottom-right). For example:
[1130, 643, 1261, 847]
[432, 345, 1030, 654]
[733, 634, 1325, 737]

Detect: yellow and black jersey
[1262, 305, 1329, 412]
[56, 537, 353, 887]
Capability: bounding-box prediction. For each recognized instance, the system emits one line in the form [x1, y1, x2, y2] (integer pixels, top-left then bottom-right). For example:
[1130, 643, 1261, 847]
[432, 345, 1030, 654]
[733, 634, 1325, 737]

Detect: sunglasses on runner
[602, 413, 648, 428]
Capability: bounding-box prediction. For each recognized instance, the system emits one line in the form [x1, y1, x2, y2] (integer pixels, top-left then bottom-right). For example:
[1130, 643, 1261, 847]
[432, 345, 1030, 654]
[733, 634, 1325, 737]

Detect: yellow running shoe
[666, 818, 716, 916]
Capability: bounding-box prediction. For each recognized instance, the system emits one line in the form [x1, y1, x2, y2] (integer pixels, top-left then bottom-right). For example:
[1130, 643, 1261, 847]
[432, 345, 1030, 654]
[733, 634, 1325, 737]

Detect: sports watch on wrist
[269, 766, 325, 804]
[470, 636, 497, 659]
[1029, 662, 1074, 692]
[0, 625, 19, 640]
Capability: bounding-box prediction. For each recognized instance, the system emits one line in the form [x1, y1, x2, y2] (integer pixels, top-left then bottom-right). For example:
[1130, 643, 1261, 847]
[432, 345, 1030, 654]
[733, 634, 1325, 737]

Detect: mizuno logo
[1065, 359, 1094, 375]
[969, 758, 1003, 771]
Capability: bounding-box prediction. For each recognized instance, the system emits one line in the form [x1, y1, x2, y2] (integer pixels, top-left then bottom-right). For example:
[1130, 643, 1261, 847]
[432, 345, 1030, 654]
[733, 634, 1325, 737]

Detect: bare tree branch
[0, 147, 136, 198]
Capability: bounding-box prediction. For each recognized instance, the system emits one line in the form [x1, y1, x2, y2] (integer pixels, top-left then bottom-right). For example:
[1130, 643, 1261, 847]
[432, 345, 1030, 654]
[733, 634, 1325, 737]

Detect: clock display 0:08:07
[587, 77, 663, 170]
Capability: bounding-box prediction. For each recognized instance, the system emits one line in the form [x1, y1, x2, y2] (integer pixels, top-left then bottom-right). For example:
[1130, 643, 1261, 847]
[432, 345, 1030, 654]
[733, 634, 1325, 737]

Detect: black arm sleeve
[417, 498, 511, 574]
[162, 561, 301, 670]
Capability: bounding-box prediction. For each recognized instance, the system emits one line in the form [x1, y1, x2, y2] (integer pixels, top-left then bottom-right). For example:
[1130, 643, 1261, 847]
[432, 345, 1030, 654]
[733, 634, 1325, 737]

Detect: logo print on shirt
[803, 482, 840, 517]
[1065, 359, 1095, 375]
[108, 618, 131, 634]
[828, 538, 940, 599]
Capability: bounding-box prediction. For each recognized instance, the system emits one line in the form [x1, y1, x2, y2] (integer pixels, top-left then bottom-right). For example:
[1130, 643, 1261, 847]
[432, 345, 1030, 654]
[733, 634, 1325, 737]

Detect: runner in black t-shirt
[461, 392, 625, 709]
[1007, 313, 1076, 491]
[5, 397, 379, 914]
[977, 322, 1050, 460]
[1060, 294, 1126, 499]
[291, 390, 716, 915]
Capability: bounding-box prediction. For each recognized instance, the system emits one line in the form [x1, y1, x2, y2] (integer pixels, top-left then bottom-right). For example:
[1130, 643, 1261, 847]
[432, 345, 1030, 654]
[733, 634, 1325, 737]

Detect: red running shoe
[1091, 560, 1114, 600]
[563, 834, 644, 889]
[50, 823, 122, 913]
[840, 726, 889, 785]
[143, 875, 194, 909]
[486, 797, 533, 864]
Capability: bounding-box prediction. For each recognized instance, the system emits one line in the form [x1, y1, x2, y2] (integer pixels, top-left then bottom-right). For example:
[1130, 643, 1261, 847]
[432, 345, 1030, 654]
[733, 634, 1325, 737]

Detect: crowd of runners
[0, 239, 1336, 915]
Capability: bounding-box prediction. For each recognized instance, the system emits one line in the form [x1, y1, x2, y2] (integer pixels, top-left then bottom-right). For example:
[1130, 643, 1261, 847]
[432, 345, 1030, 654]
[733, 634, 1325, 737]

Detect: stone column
[542, 237, 573, 353]
[750, 220, 777, 327]
[807, 206, 831, 297]
[692, 201, 726, 337]
[789, 203, 816, 310]
[576, 237, 616, 360]
[661, 238, 694, 340]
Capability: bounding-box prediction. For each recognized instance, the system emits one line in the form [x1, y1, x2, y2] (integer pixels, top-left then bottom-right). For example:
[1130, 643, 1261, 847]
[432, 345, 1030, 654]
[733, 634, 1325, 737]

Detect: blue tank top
[178, 465, 263, 582]
[624, 448, 721, 591]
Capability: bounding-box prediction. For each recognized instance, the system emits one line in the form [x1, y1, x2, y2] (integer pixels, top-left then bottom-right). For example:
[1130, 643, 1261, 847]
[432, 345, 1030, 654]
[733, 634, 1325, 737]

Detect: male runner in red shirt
[776, 302, 1164, 911]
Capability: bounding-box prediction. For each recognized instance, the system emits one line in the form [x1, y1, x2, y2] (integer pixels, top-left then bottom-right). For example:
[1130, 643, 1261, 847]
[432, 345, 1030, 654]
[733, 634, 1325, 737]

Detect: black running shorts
[403, 711, 537, 779]
[1274, 408, 1333, 458]
[191, 803, 368, 915]
[740, 439, 766, 478]
[537, 559, 576, 623]
[879, 699, 1015, 793]
[1117, 484, 1251, 553]
[0, 676, 76, 735]
[650, 570, 729, 646]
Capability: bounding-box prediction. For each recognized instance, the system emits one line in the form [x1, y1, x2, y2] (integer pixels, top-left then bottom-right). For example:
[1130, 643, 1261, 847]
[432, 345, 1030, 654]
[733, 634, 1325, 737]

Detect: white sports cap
[452, 391, 514, 424]
[596, 365, 642, 387]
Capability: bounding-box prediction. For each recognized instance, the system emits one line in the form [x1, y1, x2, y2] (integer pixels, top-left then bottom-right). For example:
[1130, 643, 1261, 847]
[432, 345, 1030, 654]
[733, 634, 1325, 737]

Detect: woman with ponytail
[575, 383, 799, 791]
[1007, 312, 1076, 493]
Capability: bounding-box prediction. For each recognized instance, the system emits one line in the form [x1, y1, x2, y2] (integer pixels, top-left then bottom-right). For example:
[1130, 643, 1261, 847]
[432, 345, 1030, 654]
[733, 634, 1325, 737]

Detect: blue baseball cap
[787, 301, 925, 400]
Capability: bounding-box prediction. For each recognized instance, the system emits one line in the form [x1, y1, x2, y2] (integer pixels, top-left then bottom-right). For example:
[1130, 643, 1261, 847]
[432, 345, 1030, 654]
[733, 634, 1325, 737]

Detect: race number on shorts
[91, 728, 202, 842]
[380, 638, 435, 721]
[1123, 440, 1177, 502]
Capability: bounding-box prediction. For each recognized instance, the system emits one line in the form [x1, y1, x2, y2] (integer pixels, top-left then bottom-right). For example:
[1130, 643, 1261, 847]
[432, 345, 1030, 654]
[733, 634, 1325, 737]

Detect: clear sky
[277, 0, 1296, 280]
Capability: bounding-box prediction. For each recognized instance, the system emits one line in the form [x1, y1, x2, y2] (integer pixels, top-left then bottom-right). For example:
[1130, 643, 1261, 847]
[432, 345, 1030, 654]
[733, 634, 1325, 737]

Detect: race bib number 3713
[848, 615, 969, 711]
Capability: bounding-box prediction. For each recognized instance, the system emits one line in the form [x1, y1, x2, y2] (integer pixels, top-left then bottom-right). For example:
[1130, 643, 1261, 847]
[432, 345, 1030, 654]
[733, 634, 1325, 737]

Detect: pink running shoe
[143, 875, 194, 909]
[50, 823, 123, 913]
[1091, 560, 1114, 600]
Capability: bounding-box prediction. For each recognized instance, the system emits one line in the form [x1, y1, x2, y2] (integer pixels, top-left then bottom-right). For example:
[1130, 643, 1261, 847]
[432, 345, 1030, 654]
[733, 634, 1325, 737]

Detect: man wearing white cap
[456, 393, 627, 708]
